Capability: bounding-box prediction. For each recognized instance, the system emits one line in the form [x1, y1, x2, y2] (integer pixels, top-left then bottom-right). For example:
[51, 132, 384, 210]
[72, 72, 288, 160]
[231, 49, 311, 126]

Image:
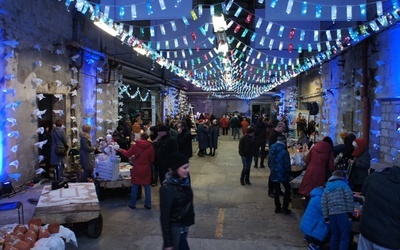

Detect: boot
[211, 149, 215, 156]
[240, 170, 245, 185]
[198, 149, 204, 157]
[207, 149, 212, 156]
[253, 157, 258, 168]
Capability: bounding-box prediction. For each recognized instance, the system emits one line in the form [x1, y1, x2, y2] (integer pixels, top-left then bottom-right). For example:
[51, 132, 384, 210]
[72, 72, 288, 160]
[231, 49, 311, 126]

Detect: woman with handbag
[50, 119, 68, 180]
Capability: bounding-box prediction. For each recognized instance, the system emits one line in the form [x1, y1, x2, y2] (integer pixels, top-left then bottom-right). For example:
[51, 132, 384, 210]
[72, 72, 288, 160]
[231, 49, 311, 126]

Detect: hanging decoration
[62, 0, 400, 99]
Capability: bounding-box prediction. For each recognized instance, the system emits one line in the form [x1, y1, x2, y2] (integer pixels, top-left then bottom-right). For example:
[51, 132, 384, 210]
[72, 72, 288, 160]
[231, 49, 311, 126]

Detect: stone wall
[379, 100, 400, 164]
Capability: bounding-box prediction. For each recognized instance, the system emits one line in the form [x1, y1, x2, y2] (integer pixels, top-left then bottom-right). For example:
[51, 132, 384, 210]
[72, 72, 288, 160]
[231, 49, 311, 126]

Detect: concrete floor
[1, 135, 309, 250]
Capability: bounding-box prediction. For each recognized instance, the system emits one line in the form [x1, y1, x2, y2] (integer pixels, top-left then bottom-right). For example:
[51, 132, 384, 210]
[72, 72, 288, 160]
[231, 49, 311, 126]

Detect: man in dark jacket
[238, 127, 257, 185]
[177, 122, 193, 159]
[230, 115, 241, 140]
[268, 136, 291, 214]
[267, 122, 287, 197]
[154, 124, 178, 184]
[253, 117, 267, 168]
[358, 156, 400, 250]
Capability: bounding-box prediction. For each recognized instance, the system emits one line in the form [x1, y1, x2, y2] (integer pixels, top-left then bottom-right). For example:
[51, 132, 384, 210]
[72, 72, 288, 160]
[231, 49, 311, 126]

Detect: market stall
[34, 183, 102, 238]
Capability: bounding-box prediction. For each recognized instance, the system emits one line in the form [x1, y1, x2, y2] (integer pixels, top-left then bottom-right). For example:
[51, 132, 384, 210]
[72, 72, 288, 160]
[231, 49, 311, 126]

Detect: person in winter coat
[268, 136, 291, 214]
[238, 127, 257, 185]
[51, 119, 68, 180]
[207, 119, 220, 156]
[160, 153, 195, 250]
[321, 170, 354, 250]
[357, 155, 400, 250]
[79, 124, 97, 181]
[267, 121, 287, 197]
[120, 133, 155, 209]
[348, 138, 370, 192]
[219, 115, 229, 135]
[154, 124, 178, 185]
[240, 118, 250, 135]
[177, 122, 193, 159]
[230, 115, 241, 140]
[196, 119, 209, 157]
[299, 137, 335, 203]
[254, 117, 267, 169]
[300, 187, 329, 249]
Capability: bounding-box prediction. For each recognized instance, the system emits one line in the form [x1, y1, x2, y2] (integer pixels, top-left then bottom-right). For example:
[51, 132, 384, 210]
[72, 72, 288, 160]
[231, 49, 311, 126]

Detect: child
[321, 170, 354, 250]
[300, 187, 329, 250]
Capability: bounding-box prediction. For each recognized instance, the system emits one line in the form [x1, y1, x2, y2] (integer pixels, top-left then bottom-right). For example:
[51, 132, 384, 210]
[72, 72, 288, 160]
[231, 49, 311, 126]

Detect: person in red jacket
[119, 132, 155, 209]
[299, 137, 335, 205]
[219, 115, 229, 135]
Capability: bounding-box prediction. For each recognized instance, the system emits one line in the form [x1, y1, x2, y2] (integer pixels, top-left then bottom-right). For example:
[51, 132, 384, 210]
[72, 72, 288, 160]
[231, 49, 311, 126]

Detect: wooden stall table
[34, 183, 102, 238]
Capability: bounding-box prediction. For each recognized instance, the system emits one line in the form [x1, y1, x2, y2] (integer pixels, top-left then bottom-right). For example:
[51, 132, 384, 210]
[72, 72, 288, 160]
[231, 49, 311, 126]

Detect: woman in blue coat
[196, 119, 209, 157]
[300, 186, 329, 248]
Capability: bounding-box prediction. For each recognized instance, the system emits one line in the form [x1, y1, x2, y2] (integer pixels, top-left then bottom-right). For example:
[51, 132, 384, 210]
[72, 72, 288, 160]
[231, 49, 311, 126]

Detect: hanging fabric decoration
[346, 5, 352, 21]
[245, 13, 253, 23]
[376, 1, 383, 16]
[190, 10, 198, 20]
[191, 31, 197, 41]
[331, 5, 337, 22]
[315, 4, 322, 18]
[234, 7, 242, 17]
[301, 1, 307, 15]
[300, 30, 305, 41]
[182, 16, 190, 26]
[234, 24, 241, 33]
[278, 26, 284, 37]
[119, 6, 125, 19]
[160, 24, 166, 35]
[159, 0, 166, 10]
[131, 4, 137, 19]
[289, 28, 295, 39]
[266, 22, 273, 35]
[146, 1, 153, 15]
[288, 44, 293, 53]
[286, 0, 294, 14]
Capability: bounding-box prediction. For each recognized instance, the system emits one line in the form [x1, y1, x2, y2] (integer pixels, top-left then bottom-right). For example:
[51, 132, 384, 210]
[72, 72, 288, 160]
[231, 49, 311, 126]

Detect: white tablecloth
[37, 183, 98, 207]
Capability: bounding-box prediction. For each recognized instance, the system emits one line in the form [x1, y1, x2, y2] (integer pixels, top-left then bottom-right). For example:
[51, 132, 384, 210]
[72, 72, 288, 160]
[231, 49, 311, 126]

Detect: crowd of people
[39, 111, 400, 250]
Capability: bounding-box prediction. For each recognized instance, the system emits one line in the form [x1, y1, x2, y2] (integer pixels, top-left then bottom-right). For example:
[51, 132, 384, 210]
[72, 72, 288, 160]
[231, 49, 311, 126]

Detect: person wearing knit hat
[348, 138, 371, 192]
[159, 152, 194, 250]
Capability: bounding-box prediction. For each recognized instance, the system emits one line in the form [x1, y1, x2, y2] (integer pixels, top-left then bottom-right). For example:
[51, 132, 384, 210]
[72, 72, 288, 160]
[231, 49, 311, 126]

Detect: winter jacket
[196, 123, 209, 149]
[240, 120, 250, 134]
[268, 142, 291, 183]
[348, 148, 370, 187]
[359, 166, 400, 249]
[160, 172, 195, 248]
[177, 129, 193, 158]
[79, 131, 96, 171]
[254, 120, 267, 144]
[154, 134, 178, 171]
[238, 134, 257, 157]
[50, 126, 67, 165]
[299, 140, 334, 197]
[300, 187, 329, 242]
[120, 139, 155, 185]
[219, 117, 229, 128]
[321, 176, 354, 219]
[208, 124, 219, 148]
[230, 116, 240, 128]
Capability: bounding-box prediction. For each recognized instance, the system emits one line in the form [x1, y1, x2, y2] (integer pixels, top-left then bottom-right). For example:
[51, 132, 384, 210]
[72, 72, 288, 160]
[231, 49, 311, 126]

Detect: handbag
[54, 130, 69, 156]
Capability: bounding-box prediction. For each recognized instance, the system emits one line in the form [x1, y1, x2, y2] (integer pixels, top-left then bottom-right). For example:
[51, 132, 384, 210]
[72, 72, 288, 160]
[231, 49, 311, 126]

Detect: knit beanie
[169, 153, 189, 171]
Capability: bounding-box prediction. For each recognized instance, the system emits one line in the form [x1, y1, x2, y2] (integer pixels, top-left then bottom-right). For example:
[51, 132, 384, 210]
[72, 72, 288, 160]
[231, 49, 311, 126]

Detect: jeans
[164, 226, 190, 250]
[329, 213, 352, 250]
[130, 184, 151, 207]
[222, 127, 228, 135]
[240, 156, 253, 182]
[232, 127, 240, 139]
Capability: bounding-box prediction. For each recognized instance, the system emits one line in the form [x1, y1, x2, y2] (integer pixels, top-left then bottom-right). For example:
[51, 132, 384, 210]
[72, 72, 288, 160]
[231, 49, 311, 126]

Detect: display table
[96, 163, 132, 188]
[34, 183, 102, 238]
